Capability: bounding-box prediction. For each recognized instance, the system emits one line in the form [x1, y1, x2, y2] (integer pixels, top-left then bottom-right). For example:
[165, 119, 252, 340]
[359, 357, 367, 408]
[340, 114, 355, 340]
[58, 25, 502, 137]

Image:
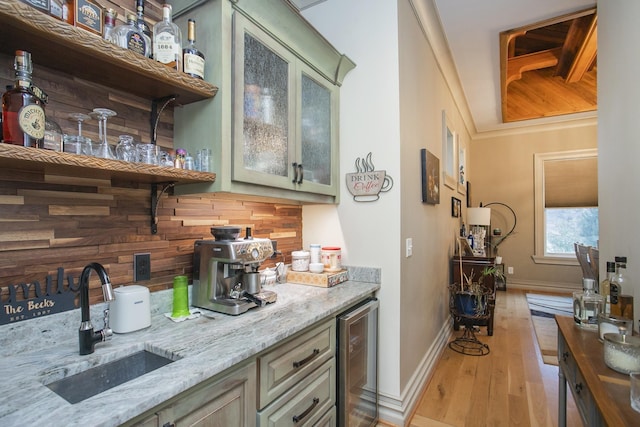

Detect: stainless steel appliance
[337, 298, 379, 426]
[193, 226, 275, 315]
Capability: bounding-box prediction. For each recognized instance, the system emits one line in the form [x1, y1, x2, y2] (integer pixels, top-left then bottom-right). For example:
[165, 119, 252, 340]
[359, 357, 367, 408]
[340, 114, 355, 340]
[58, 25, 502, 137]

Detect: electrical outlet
[507, 266, 514, 275]
[405, 238, 413, 257]
[134, 253, 151, 281]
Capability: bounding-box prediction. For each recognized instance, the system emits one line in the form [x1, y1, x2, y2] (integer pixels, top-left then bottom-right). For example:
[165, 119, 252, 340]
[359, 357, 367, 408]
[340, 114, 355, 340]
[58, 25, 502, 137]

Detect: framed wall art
[451, 197, 461, 217]
[421, 148, 440, 204]
[458, 144, 466, 195]
[442, 110, 457, 190]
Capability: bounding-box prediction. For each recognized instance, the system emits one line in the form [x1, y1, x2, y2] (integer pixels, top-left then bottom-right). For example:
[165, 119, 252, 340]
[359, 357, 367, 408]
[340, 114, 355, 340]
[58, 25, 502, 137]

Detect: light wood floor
[407, 289, 583, 427]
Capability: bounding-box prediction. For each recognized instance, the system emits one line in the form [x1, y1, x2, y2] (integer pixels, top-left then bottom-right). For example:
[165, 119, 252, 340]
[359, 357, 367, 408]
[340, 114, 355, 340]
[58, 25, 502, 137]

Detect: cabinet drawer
[258, 358, 336, 426]
[557, 331, 574, 379]
[258, 319, 335, 408]
[314, 406, 337, 427]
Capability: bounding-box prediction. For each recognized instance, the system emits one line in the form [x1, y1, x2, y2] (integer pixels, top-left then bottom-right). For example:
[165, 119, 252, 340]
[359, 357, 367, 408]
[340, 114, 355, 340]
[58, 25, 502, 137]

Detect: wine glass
[90, 108, 117, 159]
[67, 112, 91, 137]
[66, 112, 92, 154]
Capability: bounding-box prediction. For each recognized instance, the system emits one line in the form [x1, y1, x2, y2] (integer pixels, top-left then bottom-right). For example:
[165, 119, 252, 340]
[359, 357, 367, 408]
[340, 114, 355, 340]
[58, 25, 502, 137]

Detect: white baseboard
[377, 319, 453, 426]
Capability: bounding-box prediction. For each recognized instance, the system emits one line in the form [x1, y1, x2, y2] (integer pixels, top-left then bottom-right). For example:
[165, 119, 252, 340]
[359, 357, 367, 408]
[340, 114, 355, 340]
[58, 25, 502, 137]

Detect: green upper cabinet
[171, 0, 355, 203]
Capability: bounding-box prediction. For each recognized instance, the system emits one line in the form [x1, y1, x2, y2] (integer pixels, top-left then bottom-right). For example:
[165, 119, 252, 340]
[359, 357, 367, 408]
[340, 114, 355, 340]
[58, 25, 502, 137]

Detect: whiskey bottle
[153, 4, 182, 70]
[113, 14, 151, 58]
[183, 19, 205, 79]
[610, 256, 634, 320]
[600, 261, 615, 314]
[1, 51, 46, 148]
[135, 0, 152, 40]
[103, 8, 117, 42]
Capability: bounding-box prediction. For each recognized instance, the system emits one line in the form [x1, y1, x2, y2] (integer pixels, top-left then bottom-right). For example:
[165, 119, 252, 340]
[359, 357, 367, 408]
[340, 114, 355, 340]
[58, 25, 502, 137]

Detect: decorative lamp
[467, 207, 491, 226]
[482, 202, 517, 255]
[466, 207, 491, 255]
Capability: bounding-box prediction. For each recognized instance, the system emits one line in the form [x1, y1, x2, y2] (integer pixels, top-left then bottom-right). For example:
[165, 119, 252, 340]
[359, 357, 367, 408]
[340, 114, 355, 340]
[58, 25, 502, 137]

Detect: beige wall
[469, 122, 597, 290]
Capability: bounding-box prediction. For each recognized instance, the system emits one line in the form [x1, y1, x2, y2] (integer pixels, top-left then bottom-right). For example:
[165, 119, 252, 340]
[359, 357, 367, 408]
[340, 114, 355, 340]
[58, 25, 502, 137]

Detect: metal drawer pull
[292, 397, 319, 423]
[293, 348, 320, 368]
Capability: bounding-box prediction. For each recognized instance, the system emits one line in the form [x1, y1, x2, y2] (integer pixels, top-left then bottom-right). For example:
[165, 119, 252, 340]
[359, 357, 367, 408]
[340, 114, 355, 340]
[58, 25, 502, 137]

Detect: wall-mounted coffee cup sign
[346, 152, 394, 202]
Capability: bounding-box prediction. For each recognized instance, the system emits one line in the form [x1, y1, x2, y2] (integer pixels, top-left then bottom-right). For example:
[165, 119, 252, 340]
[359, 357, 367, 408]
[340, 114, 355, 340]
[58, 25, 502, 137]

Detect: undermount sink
[46, 350, 175, 404]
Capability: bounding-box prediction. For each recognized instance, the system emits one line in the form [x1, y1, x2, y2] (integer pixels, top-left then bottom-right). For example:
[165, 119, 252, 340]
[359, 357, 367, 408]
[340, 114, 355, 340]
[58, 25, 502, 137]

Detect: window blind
[544, 157, 598, 207]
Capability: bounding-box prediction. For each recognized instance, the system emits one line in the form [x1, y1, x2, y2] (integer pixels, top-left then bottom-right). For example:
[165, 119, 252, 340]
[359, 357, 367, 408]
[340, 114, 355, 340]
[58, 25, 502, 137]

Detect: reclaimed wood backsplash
[0, 1, 303, 305]
[0, 171, 303, 305]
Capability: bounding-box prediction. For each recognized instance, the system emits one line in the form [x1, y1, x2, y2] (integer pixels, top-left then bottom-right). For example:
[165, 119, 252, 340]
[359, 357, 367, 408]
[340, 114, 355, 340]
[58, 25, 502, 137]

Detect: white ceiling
[431, 0, 597, 134]
[294, 0, 598, 134]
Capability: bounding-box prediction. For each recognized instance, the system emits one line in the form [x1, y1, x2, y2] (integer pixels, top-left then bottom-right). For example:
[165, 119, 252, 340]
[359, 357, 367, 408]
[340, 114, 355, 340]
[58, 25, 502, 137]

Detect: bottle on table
[610, 256, 633, 321]
[1, 51, 46, 148]
[153, 3, 182, 71]
[183, 19, 205, 79]
[573, 277, 605, 329]
[600, 261, 615, 314]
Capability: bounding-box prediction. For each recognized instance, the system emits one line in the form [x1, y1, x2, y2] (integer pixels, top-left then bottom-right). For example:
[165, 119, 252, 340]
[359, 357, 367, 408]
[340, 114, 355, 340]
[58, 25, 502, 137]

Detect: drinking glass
[631, 372, 640, 413]
[196, 148, 212, 172]
[67, 112, 91, 137]
[115, 135, 136, 162]
[184, 156, 195, 170]
[90, 108, 117, 159]
[63, 135, 92, 155]
[158, 150, 174, 167]
[136, 143, 158, 165]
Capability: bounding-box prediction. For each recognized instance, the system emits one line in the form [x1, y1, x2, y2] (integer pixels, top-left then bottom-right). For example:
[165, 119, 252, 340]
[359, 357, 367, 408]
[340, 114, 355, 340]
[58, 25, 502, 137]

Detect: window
[533, 149, 598, 264]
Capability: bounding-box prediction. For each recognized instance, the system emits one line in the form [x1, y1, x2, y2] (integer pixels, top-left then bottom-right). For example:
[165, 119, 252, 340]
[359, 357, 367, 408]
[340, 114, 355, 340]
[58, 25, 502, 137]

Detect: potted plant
[450, 269, 492, 316]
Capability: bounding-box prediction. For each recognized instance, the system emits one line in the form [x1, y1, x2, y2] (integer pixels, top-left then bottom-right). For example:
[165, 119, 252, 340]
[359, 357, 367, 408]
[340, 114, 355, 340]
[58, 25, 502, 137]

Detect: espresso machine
[193, 226, 276, 315]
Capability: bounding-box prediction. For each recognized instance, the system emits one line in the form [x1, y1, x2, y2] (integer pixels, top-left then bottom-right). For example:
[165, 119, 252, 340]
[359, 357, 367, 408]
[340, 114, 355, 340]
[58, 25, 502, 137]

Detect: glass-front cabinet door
[233, 12, 338, 196]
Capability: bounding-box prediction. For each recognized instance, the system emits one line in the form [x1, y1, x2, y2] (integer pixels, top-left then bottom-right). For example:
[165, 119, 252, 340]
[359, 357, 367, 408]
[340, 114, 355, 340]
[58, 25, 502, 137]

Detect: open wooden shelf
[0, 144, 216, 185]
[0, 1, 218, 105]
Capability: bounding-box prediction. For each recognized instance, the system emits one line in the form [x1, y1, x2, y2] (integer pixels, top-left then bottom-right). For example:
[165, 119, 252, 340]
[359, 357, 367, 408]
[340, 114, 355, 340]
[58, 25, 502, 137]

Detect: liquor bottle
[1, 51, 46, 148]
[63, 0, 74, 25]
[183, 19, 205, 79]
[573, 278, 604, 329]
[153, 4, 182, 70]
[50, 0, 65, 22]
[135, 0, 152, 41]
[103, 8, 117, 42]
[600, 261, 615, 314]
[113, 14, 151, 58]
[610, 256, 634, 320]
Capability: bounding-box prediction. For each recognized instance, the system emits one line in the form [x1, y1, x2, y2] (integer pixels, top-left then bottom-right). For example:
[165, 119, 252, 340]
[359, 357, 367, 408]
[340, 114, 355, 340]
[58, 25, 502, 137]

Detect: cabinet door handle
[292, 162, 299, 183]
[292, 397, 320, 423]
[575, 382, 583, 395]
[562, 351, 569, 362]
[293, 348, 320, 368]
[297, 164, 303, 184]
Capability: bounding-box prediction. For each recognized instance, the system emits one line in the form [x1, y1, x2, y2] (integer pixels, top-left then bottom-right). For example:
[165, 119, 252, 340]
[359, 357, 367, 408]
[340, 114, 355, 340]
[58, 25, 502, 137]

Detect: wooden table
[556, 315, 640, 426]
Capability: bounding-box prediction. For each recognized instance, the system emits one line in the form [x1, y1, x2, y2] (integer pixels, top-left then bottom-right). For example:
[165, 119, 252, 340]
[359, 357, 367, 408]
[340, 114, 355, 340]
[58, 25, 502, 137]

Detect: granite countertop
[0, 268, 380, 427]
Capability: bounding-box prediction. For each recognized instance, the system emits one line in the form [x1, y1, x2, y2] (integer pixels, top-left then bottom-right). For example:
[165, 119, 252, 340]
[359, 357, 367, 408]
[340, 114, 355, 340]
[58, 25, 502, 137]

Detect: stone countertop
[0, 276, 379, 427]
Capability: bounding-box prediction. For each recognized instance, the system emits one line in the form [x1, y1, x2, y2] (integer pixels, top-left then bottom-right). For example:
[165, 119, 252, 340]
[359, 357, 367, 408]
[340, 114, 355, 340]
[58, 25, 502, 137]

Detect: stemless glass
[90, 108, 117, 159]
[116, 135, 136, 162]
[136, 143, 158, 165]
